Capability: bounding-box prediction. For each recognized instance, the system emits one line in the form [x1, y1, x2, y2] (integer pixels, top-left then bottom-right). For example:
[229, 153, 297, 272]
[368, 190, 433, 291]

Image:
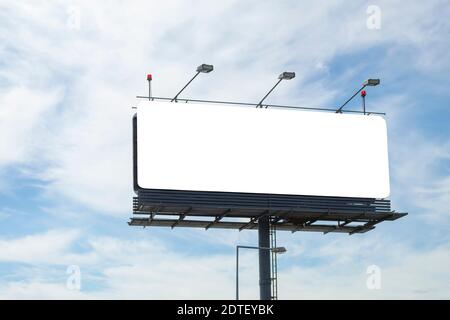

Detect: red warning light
[361, 90, 366, 97]
[147, 74, 152, 81]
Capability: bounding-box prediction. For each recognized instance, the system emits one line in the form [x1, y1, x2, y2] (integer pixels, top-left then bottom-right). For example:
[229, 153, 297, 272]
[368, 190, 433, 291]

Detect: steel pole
[256, 79, 282, 108]
[236, 246, 239, 300]
[336, 85, 366, 113]
[362, 94, 366, 115]
[148, 80, 152, 100]
[171, 71, 200, 102]
[258, 216, 271, 300]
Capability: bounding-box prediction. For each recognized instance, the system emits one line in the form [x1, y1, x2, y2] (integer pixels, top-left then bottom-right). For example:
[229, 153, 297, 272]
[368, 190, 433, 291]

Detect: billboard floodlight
[363, 78, 380, 86]
[272, 247, 287, 254]
[256, 71, 296, 108]
[336, 78, 381, 113]
[278, 72, 296, 80]
[197, 64, 214, 73]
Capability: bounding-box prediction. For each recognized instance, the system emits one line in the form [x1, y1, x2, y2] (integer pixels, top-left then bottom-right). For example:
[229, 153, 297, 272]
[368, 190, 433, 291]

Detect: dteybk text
[177, 304, 274, 318]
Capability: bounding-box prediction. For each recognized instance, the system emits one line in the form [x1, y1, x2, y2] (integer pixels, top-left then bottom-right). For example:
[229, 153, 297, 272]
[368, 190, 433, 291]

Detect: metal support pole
[148, 81, 152, 100]
[256, 79, 282, 108]
[171, 71, 200, 102]
[336, 85, 366, 113]
[362, 92, 366, 115]
[258, 216, 271, 300]
[236, 246, 239, 300]
[147, 74, 152, 101]
[236, 243, 285, 300]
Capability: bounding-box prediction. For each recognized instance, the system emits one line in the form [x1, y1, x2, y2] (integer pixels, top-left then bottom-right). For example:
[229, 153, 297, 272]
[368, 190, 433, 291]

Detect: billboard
[136, 101, 390, 199]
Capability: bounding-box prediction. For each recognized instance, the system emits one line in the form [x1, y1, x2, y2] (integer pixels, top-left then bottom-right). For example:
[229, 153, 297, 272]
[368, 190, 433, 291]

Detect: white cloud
[0, 280, 87, 300]
[0, 86, 63, 167]
[0, 229, 449, 299]
[0, 229, 91, 265]
[390, 131, 450, 222]
[280, 240, 450, 299]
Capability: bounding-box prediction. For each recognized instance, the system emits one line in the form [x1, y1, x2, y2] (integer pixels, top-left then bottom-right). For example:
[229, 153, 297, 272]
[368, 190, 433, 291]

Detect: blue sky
[0, 0, 449, 299]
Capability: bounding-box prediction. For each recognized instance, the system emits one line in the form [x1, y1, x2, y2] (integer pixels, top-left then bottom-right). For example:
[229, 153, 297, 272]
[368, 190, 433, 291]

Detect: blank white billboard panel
[136, 101, 390, 198]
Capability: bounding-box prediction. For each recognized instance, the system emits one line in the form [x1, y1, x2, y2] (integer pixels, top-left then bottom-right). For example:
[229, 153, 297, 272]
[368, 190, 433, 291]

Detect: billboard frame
[130, 106, 406, 235]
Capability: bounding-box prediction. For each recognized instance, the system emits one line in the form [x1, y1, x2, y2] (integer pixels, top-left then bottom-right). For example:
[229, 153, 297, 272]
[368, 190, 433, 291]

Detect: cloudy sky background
[0, 0, 449, 299]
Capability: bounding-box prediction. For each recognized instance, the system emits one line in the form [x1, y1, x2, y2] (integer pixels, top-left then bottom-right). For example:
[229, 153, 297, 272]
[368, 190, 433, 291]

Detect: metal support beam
[256, 79, 282, 108]
[291, 214, 324, 233]
[135, 95, 386, 115]
[323, 219, 352, 234]
[349, 213, 394, 235]
[171, 207, 192, 229]
[205, 208, 232, 230]
[239, 210, 269, 231]
[336, 85, 366, 113]
[322, 213, 367, 234]
[292, 218, 318, 233]
[129, 216, 406, 233]
[172, 72, 200, 102]
[336, 79, 379, 113]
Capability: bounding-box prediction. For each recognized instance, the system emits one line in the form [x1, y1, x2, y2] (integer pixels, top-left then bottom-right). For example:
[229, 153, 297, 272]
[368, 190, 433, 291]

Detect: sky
[0, 0, 449, 299]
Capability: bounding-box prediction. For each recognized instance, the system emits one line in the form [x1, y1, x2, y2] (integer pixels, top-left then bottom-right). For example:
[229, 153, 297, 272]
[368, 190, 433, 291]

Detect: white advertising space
[136, 101, 390, 198]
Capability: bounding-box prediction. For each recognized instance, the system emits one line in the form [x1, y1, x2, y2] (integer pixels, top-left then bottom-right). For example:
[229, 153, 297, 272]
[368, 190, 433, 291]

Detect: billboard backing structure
[130, 100, 406, 234]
